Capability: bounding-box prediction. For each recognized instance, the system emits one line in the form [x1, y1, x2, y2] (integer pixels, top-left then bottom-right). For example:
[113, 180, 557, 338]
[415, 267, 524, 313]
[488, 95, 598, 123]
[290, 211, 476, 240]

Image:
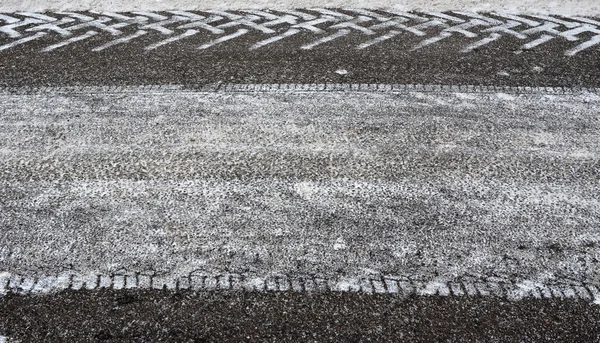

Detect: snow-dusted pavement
[0, 9, 599, 343]
[0, 85, 598, 302]
[0, 11, 600, 88]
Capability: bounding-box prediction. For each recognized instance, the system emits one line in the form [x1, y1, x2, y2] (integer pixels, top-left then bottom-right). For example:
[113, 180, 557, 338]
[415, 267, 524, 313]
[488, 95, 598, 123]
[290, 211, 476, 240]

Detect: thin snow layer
[0, 88, 599, 287]
[0, 0, 599, 15]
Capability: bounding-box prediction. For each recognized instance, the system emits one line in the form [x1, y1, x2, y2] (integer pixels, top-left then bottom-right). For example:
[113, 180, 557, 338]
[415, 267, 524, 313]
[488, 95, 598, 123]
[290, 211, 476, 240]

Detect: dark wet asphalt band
[0, 10, 599, 87]
[1, 290, 599, 342]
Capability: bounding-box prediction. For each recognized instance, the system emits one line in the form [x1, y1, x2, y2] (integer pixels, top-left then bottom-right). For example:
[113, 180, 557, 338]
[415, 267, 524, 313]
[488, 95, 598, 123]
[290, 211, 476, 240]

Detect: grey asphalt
[1, 290, 599, 342]
[1, 10, 600, 342]
[2, 39, 599, 88]
[0, 87, 599, 343]
[1, 89, 598, 286]
[0, 11, 599, 88]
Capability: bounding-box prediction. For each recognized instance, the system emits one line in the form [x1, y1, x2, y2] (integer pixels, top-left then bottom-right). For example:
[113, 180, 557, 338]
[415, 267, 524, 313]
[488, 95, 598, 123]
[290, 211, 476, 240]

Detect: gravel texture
[1, 289, 600, 342]
[1, 88, 598, 290]
[1, 14, 599, 88]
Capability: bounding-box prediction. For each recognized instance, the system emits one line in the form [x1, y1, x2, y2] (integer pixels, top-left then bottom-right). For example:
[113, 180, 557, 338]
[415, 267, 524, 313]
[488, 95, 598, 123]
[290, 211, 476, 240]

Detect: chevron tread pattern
[0, 10, 599, 55]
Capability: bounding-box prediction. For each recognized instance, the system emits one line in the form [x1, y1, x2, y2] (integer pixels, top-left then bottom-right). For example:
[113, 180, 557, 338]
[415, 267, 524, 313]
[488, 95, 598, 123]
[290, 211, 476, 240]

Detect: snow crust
[0, 0, 598, 16]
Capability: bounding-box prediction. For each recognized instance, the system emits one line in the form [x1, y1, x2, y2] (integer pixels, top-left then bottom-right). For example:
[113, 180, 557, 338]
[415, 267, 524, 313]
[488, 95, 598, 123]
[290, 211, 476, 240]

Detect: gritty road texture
[1, 290, 600, 342]
[1, 85, 599, 341]
[0, 10, 599, 87]
[1, 8, 600, 342]
[1, 87, 598, 291]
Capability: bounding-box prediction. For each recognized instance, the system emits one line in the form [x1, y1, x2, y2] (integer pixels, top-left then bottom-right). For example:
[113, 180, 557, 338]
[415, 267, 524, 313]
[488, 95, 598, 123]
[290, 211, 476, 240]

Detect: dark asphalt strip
[1, 290, 599, 342]
[0, 27, 599, 87]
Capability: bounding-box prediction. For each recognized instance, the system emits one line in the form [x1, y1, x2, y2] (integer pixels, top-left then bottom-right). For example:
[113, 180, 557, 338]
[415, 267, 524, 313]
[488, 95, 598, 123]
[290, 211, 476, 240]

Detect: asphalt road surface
[0, 10, 599, 88]
[1, 290, 599, 342]
[0, 9, 599, 343]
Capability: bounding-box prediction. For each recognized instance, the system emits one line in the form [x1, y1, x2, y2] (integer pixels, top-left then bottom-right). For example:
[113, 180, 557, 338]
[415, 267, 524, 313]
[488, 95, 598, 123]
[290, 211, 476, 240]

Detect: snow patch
[333, 237, 347, 250]
[294, 181, 315, 200]
[334, 278, 360, 292]
[1, 1, 599, 15]
[570, 150, 595, 159]
[507, 280, 543, 300]
[418, 281, 450, 296]
[532, 66, 544, 73]
[247, 277, 265, 291]
[496, 93, 515, 101]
